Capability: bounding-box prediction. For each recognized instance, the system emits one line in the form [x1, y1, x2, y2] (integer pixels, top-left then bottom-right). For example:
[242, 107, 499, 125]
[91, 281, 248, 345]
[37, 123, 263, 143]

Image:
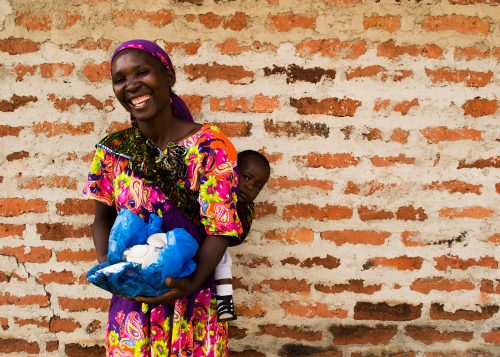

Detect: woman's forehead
[111, 49, 161, 72]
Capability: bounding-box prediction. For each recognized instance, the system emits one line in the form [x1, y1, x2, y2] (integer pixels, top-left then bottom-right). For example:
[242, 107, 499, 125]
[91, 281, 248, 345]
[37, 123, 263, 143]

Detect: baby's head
[237, 150, 270, 204]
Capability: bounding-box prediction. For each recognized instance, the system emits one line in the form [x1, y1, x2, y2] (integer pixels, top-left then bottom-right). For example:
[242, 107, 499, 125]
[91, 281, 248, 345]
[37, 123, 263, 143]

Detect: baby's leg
[214, 251, 237, 321]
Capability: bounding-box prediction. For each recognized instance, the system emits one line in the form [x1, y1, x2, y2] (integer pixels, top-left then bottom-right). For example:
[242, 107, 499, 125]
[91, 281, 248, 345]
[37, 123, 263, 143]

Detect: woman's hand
[134, 277, 195, 305]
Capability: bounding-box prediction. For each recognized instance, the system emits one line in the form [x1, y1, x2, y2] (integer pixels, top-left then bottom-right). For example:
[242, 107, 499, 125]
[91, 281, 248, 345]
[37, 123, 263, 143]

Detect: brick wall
[0, 0, 498, 356]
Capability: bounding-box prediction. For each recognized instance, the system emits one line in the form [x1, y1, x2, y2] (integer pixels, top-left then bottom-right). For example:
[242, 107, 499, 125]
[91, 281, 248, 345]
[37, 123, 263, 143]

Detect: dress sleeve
[83, 146, 116, 207]
[193, 128, 242, 240]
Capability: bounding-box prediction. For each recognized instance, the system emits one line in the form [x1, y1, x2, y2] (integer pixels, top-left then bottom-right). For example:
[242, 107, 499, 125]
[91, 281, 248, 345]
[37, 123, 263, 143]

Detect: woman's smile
[129, 94, 152, 109]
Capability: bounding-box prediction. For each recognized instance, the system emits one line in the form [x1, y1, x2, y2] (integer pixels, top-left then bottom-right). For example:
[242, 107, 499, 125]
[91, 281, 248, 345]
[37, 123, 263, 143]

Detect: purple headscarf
[111, 39, 194, 123]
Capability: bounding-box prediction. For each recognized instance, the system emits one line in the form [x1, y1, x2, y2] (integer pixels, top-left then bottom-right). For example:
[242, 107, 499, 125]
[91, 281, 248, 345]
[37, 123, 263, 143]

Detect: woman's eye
[137, 69, 149, 76]
[112, 78, 124, 84]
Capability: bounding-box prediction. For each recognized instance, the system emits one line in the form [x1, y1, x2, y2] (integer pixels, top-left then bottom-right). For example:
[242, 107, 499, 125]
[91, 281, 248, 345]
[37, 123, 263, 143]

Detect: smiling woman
[83, 39, 242, 356]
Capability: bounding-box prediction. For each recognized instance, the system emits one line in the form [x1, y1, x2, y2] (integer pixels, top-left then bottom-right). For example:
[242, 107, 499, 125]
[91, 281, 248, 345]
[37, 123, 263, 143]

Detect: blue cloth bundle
[87, 209, 199, 297]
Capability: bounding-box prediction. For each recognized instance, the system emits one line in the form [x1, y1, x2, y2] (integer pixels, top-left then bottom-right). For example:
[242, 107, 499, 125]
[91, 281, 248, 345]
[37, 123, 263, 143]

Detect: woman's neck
[137, 116, 199, 146]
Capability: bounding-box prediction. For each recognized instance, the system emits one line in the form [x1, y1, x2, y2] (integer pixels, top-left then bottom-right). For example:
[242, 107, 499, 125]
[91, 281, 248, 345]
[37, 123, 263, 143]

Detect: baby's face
[237, 157, 270, 203]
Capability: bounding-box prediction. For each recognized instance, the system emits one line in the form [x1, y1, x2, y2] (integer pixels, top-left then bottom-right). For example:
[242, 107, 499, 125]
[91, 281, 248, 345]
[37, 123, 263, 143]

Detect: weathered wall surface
[0, 0, 498, 356]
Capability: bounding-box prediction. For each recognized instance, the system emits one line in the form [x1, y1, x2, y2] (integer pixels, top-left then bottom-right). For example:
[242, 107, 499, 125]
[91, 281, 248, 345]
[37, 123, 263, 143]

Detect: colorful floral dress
[83, 124, 241, 357]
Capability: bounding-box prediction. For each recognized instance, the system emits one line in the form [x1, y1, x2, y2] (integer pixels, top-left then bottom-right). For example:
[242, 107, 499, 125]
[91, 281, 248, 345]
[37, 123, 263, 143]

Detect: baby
[215, 150, 271, 321]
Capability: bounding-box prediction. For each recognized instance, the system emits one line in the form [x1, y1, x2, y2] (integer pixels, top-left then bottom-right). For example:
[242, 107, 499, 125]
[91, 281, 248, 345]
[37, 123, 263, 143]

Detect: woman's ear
[166, 69, 176, 87]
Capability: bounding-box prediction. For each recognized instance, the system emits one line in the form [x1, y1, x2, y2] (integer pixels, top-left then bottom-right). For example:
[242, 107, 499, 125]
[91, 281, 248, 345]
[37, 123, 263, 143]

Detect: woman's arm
[93, 201, 117, 263]
[135, 234, 229, 304]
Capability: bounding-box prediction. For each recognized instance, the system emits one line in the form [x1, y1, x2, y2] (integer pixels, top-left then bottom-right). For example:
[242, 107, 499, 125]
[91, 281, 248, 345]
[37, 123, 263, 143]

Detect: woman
[83, 39, 242, 356]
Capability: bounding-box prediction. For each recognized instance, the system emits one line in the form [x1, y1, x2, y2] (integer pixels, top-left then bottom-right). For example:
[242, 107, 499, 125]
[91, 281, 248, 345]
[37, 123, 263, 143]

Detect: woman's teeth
[130, 95, 151, 108]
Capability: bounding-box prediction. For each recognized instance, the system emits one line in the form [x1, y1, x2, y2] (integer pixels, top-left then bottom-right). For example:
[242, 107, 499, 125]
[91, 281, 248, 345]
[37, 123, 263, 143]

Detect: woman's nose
[125, 78, 140, 91]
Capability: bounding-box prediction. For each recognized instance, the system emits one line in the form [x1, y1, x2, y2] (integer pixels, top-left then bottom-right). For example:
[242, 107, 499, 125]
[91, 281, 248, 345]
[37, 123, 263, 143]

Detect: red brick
[406, 326, 473, 344]
[422, 15, 490, 34]
[358, 206, 394, 221]
[0, 246, 51, 263]
[0, 317, 8, 330]
[290, 97, 361, 116]
[0, 338, 39, 354]
[259, 150, 283, 164]
[0, 224, 25, 238]
[12, 64, 37, 81]
[214, 122, 252, 137]
[363, 256, 423, 271]
[344, 180, 397, 196]
[223, 12, 248, 30]
[46, 340, 59, 352]
[377, 40, 443, 59]
[59, 13, 81, 29]
[254, 278, 310, 294]
[434, 255, 497, 270]
[315, 279, 382, 295]
[257, 324, 322, 341]
[354, 302, 422, 321]
[283, 204, 352, 221]
[228, 325, 247, 340]
[65, 344, 106, 357]
[216, 38, 277, 55]
[281, 301, 348, 318]
[56, 198, 95, 216]
[49, 316, 80, 333]
[268, 12, 316, 32]
[38, 270, 76, 285]
[439, 206, 494, 219]
[184, 63, 254, 84]
[14, 317, 49, 328]
[113, 10, 174, 27]
[462, 98, 497, 117]
[421, 126, 482, 144]
[0, 293, 49, 307]
[364, 15, 400, 32]
[39, 63, 75, 78]
[487, 233, 500, 244]
[268, 177, 333, 191]
[330, 324, 397, 345]
[72, 38, 112, 50]
[6, 150, 29, 161]
[265, 120, 328, 138]
[425, 68, 492, 88]
[0, 125, 23, 136]
[0, 94, 37, 112]
[0, 38, 40, 55]
[264, 227, 314, 244]
[235, 254, 271, 269]
[82, 62, 110, 82]
[424, 180, 482, 194]
[411, 277, 475, 294]
[210, 95, 279, 113]
[322, 230, 390, 245]
[164, 41, 201, 56]
[450, 0, 499, 3]
[458, 157, 499, 169]
[346, 65, 385, 80]
[198, 12, 223, 28]
[482, 329, 500, 344]
[106, 121, 130, 133]
[430, 303, 498, 320]
[480, 279, 500, 294]
[371, 154, 415, 167]
[15, 12, 52, 31]
[238, 302, 266, 318]
[231, 350, 266, 357]
[296, 153, 359, 168]
[179, 94, 202, 114]
[36, 223, 92, 240]
[18, 175, 78, 190]
[296, 39, 366, 59]
[48, 93, 113, 111]
[33, 121, 94, 137]
[393, 98, 419, 114]
[362, 128, 382, 141]
[396, 205, 428, 221]
[454, 46, 500, 61]
[254, 202, 277, 218]
[56, 248, 97, 262]
[300, 255, 341, 269]
[0, 198, 47, 217]
[58, 297, 109, 312]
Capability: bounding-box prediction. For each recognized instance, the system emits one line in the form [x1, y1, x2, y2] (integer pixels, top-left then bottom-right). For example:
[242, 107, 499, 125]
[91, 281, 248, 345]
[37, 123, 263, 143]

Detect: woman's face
[111, 49, 174, 123]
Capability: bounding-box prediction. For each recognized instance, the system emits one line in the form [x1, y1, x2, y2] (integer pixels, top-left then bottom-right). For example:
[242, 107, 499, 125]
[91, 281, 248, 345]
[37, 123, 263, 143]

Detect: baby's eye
[242, 175, 249, 180]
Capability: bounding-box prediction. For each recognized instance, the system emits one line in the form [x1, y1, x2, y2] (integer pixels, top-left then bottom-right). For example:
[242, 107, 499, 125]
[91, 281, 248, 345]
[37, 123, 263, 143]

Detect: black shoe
[216, 295, 237, 322]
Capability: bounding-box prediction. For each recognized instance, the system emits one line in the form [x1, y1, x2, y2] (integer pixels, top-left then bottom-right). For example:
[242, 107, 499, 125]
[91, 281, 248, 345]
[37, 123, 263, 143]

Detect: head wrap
[111, 39, 194, 123]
